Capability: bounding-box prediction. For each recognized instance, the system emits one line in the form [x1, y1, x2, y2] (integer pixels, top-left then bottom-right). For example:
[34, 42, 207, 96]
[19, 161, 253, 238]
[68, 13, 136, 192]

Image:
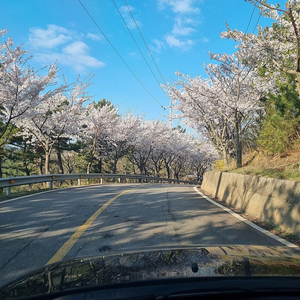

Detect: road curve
[0, 183, 283, 286]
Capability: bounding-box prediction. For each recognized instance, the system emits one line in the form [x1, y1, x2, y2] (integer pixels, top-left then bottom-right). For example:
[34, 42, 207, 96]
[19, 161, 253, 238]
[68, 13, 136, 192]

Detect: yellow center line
[46, 188, 137, 265]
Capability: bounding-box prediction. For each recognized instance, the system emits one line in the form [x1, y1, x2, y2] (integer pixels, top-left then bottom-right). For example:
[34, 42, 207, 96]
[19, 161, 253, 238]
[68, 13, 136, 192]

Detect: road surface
[0, 183, 284, 286]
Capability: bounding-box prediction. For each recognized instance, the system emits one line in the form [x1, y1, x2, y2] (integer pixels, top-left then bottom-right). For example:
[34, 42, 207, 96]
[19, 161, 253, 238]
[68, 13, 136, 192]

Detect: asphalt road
[0, 183, 284, 287]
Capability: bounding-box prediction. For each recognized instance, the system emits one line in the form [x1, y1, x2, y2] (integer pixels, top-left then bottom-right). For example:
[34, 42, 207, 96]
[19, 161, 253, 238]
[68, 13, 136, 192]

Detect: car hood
[1, 245, 300, 299]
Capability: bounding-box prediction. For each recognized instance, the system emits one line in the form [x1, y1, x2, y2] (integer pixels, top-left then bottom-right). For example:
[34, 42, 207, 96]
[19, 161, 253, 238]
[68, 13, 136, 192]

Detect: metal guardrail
[0, 173, 200, 196]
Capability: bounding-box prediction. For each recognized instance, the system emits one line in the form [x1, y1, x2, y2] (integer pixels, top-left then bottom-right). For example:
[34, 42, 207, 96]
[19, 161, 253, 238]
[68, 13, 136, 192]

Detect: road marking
[0, 183, 135, 205]
[0, 190, 57, 204]
[193, 186, 298, 248]
[46, 188, 136, 265]
[0, 184, 112, 205]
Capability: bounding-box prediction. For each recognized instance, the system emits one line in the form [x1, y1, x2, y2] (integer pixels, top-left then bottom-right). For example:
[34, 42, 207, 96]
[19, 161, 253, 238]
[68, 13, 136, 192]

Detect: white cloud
[151, 39, 165, 53]
[158, 0, 200, 14]
[200, 37, 209, 43]
[172, 17, 196, 36]
[62, 41, 105, 71]
[29, 24, 72, 49]
[29, 25, 105, 72]
[128, 51, 137, 56]
[156, 0, 201, 52]
[165, 34, 194, 50]
[86, 32, 102, 41]
[119, 5, 142, 30]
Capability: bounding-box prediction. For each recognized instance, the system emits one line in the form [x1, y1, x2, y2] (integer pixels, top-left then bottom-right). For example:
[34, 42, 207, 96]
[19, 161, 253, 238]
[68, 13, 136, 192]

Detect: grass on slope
[223, 146, 300, 181]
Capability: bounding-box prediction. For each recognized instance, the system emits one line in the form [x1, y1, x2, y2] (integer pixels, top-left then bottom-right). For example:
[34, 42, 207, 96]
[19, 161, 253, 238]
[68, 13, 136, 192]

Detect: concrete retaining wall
[201, 171, 300, 235]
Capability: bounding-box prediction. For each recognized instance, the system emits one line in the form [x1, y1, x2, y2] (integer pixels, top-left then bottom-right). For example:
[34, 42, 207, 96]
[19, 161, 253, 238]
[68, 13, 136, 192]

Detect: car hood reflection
[1, 245, 300, 300]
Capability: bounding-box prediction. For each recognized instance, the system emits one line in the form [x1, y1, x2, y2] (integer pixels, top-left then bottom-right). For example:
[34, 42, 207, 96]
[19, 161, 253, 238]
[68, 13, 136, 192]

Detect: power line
[246, 6, 256, 33]
[123, 0, 167, 86]
[77, 0, 166, 110]
[253, 14, 261, 33]
[111, 0, 162, 88]
[122, 0, 172, 125]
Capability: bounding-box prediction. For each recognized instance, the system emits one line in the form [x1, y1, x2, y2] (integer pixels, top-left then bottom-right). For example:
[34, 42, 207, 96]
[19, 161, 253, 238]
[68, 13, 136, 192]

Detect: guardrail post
[118, 177, 121, 183]
[6, 186, 11, 196]
[100, 177, 103, 184]
[48, 181, 53, 189]
[78, 178, 81, 185]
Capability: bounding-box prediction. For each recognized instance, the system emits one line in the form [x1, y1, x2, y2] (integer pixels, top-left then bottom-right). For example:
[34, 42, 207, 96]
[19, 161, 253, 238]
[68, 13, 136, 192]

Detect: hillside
[223, 145, 300, 181]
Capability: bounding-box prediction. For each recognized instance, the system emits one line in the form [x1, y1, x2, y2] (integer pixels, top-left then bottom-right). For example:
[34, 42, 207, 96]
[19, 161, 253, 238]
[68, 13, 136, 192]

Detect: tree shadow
[0, 183, 295, 287]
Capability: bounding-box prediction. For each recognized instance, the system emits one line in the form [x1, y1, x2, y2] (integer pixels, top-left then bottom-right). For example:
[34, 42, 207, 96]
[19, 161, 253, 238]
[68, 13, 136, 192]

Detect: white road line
[0, 189, 57, 204]
[0, 184, 110, 205]
[193, 186, 298, 248]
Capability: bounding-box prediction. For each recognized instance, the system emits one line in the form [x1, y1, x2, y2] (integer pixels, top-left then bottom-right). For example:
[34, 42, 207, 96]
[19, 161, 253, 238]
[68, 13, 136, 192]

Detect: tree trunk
[139, 164, 144, 175]
[0, 155, 3, 193]
[23, 159, 30, 176]
[45, 151, 50, 175]
[56, 140, 64, 174]
[0, 154, 2, 179]
[153, 160, 161, 177]
[164, 158, 171, 179]
[112, 159, 118, 174]
[98, 158, 102, 173]
[39, 155, 44, 175]
[87, 162, 92, 174]
[236, 112, 242, 168]
[222, 148, 228, 166]
[296, 72, 300, 98]
[87, 137, 97, 174]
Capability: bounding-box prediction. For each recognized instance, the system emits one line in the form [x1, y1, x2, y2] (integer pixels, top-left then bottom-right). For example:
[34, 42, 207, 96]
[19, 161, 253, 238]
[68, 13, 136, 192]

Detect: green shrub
[258, 75, 300, 154]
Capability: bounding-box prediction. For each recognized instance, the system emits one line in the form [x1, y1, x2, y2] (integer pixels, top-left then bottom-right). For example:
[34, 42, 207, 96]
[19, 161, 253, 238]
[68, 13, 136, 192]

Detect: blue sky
[2, 0, 285, 123]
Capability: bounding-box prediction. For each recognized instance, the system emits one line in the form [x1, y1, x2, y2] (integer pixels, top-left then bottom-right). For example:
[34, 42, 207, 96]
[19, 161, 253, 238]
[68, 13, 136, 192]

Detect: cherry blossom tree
[79, 102, 118, 174]
[127, 120, 193, 178]
[223, 0, 300, 95]
[161, 128, 190, 179]
[164, 73, 234, 165]
[171, 132, 194, 180]
[127, 120, 153, 175]
[0, 36, 63, 146]
[165, 48, 273, 167]
[147, 120, 171, 177]
[15, 76, 92, 174]
[103, 113, 141, 173]
[189, 141, 218, 179]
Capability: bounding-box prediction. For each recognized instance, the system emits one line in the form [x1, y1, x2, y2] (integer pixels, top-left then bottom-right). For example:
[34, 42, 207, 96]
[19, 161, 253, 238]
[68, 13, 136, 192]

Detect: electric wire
[253, 14, 261, 33]
[77, 0, 166, 110]
[123, 0, 167, 85]
[111, 0, 163, 89]
[246, 6, 256, 33]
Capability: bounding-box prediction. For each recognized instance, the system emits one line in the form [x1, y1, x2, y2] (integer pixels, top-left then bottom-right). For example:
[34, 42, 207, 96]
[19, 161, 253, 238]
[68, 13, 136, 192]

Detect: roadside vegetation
[164, 0, 300, 178]
[215, 74, 300, 181]
[220, 147, 300, 181]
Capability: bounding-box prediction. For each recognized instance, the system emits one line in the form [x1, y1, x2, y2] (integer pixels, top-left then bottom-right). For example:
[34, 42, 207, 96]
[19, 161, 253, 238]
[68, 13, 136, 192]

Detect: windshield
[1, 0, 300, 298]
